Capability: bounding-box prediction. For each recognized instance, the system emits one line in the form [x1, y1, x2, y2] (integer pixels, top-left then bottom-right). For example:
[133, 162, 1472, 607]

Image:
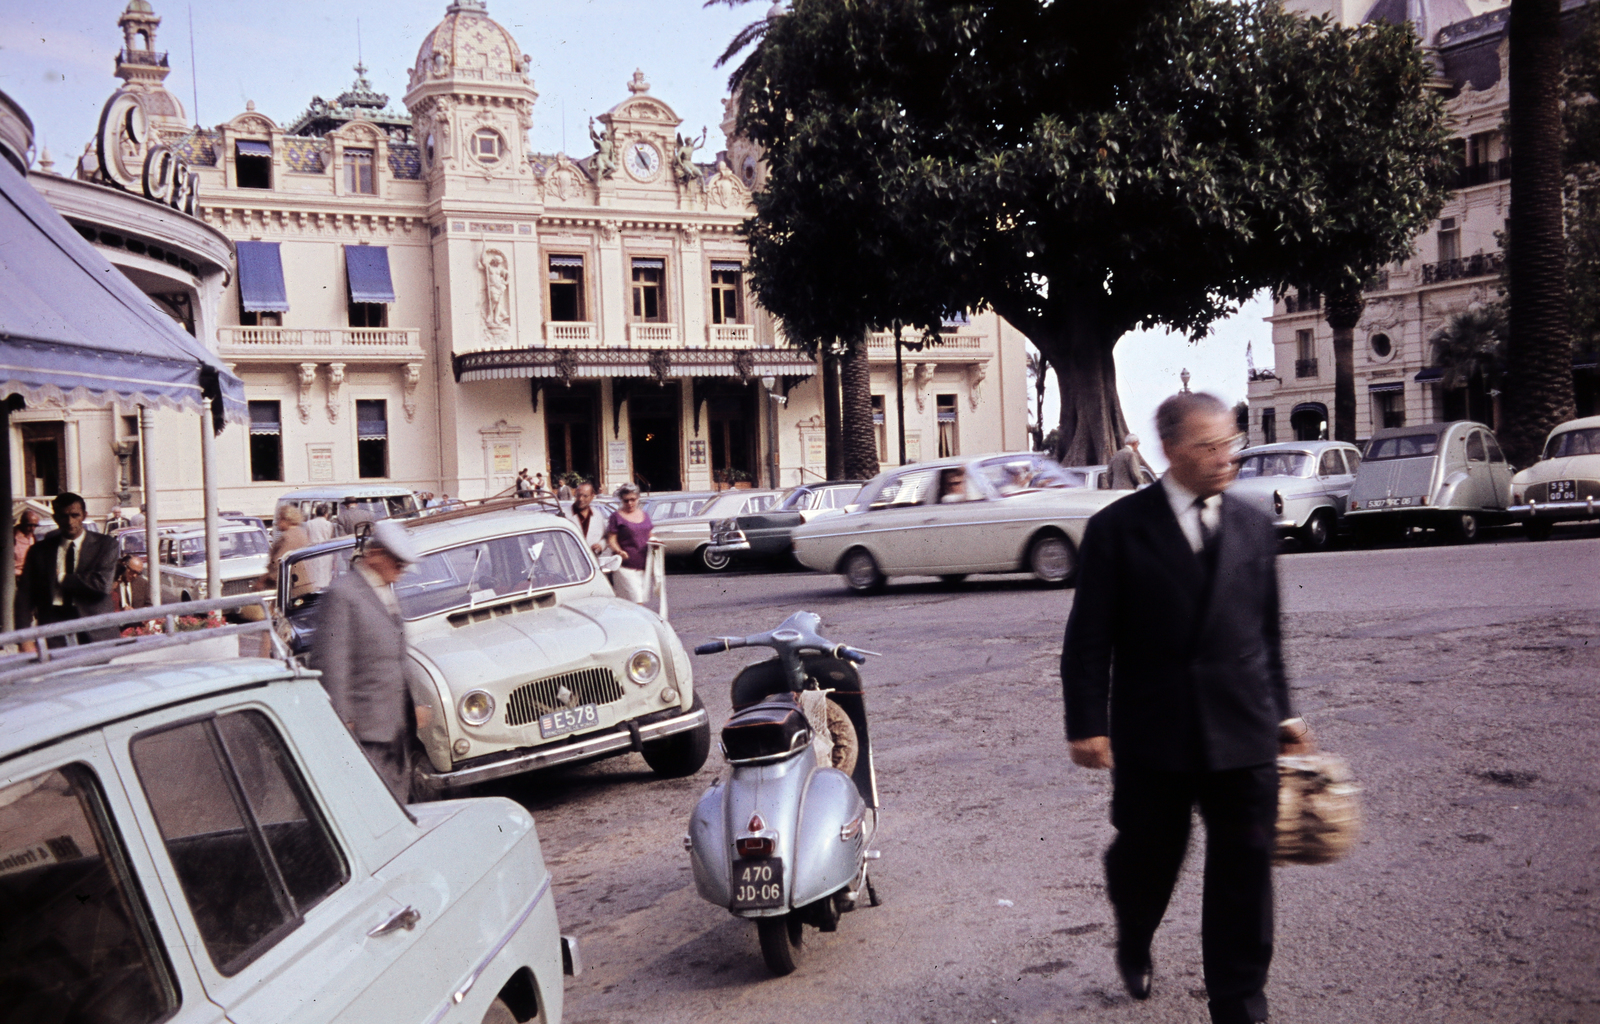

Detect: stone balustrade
[626, 323, 679, 347]
[217, 326, 424, 360]
[544, 321, 599, 346]
[707, 323, 755, 347]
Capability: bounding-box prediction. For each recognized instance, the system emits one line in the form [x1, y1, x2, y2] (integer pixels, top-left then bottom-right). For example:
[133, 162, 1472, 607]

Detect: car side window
[869, 470, 936, 508]
[1343, 449, 1361, 474]
[1483, 433, 1507, 463]
[0, 763, 179, 1024]
[131, 710, 348, 977]
[1318, 450, 1343, 476]
[1466, 431, 1487, 462]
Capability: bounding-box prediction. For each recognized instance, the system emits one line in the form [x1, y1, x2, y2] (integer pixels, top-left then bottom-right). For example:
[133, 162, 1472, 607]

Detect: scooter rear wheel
[756, 913, 804, 975]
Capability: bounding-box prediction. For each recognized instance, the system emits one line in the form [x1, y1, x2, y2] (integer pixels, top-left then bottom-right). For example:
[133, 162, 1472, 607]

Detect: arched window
[1290, 403, 1328, 442]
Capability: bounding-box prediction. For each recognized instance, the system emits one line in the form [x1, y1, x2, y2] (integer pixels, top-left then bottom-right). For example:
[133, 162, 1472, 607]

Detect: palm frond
[715, 19, 771, 69]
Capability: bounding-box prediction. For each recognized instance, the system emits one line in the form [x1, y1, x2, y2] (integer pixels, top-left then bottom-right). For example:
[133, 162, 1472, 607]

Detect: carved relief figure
[589, 118, 617, 180]
[706, 157, 747, 210]
[673, 127, 707, 184]
[480, 248, 512, 334]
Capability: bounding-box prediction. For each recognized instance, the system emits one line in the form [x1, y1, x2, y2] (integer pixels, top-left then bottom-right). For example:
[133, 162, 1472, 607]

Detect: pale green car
[277, 505, 710, 792]
[1510, 415, 1600, 540]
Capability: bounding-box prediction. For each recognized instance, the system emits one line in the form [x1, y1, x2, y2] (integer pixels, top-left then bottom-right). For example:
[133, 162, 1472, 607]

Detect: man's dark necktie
[64, 540, 75, 577]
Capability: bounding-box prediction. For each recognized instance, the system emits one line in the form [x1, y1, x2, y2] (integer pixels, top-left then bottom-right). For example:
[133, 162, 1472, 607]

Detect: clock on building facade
[624, 140, 660, 181]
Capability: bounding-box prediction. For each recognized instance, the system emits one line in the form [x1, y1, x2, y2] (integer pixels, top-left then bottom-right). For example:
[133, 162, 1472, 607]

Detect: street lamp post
[1180, 368, 1192, 393]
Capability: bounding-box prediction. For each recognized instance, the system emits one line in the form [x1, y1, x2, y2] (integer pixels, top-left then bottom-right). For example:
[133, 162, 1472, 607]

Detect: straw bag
[1274, 753, 1361, 866]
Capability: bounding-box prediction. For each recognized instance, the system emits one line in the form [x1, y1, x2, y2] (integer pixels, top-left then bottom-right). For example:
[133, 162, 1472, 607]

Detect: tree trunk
[840, 334, 878, 480]
[1506, 0, 1576, 466]
[1047, 333, 1129, 468]
[1033, 354, 1049, 451]
[822, 351, 843, 480]
[1325, 284, 1364, 444]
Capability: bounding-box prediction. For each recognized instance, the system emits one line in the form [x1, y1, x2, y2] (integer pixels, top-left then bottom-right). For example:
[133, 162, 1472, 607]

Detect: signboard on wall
[688, 439, 707, 466]
[607, 440, 629, 475]
[905, 432, 922, 464]
[492, 442, 514, 474]
[803, 432, 826, 467]
[307, 444, 335, 482]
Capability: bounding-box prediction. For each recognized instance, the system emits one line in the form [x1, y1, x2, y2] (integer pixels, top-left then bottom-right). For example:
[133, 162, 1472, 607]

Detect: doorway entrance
[1290, 403, 1328, 442]
[629, 384, 681, 492]
[705, 382, 758, 484]
[546, 383, 600, 486]
[20, 422, 65, 497]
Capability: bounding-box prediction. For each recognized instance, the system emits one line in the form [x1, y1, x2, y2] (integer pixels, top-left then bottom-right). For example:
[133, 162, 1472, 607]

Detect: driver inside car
[937, 467, 969, 504]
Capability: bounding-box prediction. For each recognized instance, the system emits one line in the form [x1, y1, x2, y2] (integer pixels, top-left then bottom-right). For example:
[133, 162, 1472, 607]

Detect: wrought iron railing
[118, 49, 169, 67]
[1295, 358, 1319, 379]
[1420, 251, 1504, 285]
[1282, 291, 1321, 314]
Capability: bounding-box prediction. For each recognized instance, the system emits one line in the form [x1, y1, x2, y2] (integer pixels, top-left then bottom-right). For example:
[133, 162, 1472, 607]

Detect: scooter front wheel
[756, 913, 805, 975]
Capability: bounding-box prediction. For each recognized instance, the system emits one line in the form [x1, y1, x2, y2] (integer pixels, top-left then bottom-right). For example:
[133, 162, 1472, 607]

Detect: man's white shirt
[53, 533, 87, 606]
[1161, 474, 1221, 555]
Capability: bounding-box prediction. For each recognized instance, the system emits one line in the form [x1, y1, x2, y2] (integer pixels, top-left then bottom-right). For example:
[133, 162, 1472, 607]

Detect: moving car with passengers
[651, 488, 784, 571]
[1228, 440, 1362, 551]
[278, 484, 420, 524]
[1510, 415, 1600, 540]
[707, 480, 866, 566]
[276, 501, 710, 793]
[791, 454, 1120, 592]
[0, 598, 577, 1024]
[1345, 421, 1512, 544]
[153, 521, 272, 603]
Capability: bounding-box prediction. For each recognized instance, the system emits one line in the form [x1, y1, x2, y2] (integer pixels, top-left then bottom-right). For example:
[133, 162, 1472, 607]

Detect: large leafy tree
[1564, 2, 1600, 372]
[1504, 0, 1576, 465]
[733, 0, 1452, 465]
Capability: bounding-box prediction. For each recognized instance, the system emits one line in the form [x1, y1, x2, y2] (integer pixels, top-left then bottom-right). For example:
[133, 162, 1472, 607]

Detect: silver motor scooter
[684, 611, 881, 975]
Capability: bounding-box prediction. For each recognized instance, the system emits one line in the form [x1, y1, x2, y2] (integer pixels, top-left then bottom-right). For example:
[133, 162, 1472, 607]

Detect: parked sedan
[1346, 421, 1513, 543]
[708, 480, 866, 565]
[791, 456, 1120, 592]
[1228, 440, 1362, 551]
[1510, 415, 1600, 540]
[651, 488, 784, 571]
[142, 521, 272, 603]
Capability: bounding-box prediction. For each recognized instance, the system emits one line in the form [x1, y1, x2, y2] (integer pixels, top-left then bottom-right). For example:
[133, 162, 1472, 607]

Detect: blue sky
[1, 0, 1268, 467]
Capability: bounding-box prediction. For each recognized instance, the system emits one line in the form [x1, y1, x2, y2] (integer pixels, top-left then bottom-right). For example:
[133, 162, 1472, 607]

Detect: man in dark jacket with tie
[16, 491, 119, 646]
[1061, 392, 1314, 1024]
[311, 518, 420, 802]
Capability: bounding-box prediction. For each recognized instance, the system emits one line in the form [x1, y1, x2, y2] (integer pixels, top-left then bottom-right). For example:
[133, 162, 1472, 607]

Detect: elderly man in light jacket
[310, 519, 420, 802]
[566, 481, 621, 574]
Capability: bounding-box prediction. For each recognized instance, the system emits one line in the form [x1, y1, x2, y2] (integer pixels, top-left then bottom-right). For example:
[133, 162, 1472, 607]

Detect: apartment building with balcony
[30, 0, 1025, 517]
[1249, 1, 1594, 447]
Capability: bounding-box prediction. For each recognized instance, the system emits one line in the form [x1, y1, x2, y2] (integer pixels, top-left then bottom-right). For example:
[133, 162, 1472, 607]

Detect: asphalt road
[492, 527, 1600, 1024]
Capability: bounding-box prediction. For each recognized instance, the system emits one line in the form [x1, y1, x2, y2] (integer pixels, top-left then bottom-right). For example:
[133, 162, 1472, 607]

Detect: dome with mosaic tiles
[412, 0, 527, 88]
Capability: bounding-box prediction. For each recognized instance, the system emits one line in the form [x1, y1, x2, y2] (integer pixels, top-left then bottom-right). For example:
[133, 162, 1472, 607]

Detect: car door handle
[367, 905, 421, 937]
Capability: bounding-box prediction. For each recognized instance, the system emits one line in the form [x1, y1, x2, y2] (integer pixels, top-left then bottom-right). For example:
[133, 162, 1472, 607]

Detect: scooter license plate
[538, 703, 600, 738]
[729, 858, 785, 911]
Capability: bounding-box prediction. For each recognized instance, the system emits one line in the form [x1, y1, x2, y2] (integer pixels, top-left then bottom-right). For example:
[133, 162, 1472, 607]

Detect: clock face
[625, 141, 661, 180]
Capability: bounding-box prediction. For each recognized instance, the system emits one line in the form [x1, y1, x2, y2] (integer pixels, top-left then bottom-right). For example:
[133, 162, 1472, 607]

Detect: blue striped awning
[357, 420, 387, 439]
[1368, 381, 1404, 393]
[1414, 367, 1444, 383]
[344, 245, 395, 304]
[236, 140, 272, 156]
[236, 241, 289, 313]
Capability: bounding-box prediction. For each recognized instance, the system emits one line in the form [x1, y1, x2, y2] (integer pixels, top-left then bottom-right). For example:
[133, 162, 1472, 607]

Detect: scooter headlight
[459, 690, 495, 726]
[627, 649, 662, 685]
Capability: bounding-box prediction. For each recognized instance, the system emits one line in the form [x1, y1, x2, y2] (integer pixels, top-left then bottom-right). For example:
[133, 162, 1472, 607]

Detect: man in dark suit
[1061, 392, 1314, 1024]
[310, 519, 420, 802]
[16, 492, 119, 646]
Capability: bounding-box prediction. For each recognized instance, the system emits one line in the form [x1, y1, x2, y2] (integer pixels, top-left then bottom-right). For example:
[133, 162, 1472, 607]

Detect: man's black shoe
[1116, 946, 1152, 1000]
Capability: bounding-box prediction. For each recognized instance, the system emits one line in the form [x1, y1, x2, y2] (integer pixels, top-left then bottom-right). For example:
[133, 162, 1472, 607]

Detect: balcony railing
[118, 49, 169, 68]
[217, 326, 423, 357]
[1282, 291, 1321, 314]
[707, 323, 755, 347]
[1420, 251, 1504, 285]
[1364, 270, 1390, 293]
[865, 331, 985, 354]
[1295, 357, 1319, 379]
[544, 321, 598, 345]
[626, 323, 679, 347]
[1451, 158, 1511, 189]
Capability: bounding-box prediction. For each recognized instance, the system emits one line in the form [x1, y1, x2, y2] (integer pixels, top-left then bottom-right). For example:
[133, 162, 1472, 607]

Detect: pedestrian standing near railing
[15, 492, 119, 648]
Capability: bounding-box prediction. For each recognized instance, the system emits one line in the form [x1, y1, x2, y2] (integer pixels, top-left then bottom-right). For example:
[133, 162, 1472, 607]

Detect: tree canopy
[735, 0, 1454, 464]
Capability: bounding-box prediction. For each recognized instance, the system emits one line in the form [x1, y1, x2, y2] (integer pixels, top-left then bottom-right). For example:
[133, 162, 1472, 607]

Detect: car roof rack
[0, 594, 288, 686]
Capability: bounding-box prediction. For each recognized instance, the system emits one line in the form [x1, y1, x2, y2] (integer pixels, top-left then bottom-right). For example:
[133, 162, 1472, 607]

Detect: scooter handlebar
[694, 637, 746, 655]
[834, 645, 869, 665]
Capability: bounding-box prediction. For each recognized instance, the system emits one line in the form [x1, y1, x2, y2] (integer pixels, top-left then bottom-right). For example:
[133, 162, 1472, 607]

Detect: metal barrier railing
[0, 593, 285, 686]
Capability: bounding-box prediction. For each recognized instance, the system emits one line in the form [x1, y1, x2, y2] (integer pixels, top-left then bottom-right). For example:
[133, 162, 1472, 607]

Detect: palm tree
[1431, 305, 1507, 428]
[705, 0, 781, 90]
[1026, 350, 1050, 451]
[1505, 0, 1577, 464]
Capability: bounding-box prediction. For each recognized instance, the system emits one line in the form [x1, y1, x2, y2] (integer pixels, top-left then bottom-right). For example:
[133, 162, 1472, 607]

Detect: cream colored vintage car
[791, 454, 1121, 592]
[1510, 415, 1600, 540]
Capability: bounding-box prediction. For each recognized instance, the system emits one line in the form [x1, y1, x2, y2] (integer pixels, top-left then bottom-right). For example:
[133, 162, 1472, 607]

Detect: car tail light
[1349, 499, 1359, 510]
[736, 836, 775, 857]
[1420, 494, 1430, 505]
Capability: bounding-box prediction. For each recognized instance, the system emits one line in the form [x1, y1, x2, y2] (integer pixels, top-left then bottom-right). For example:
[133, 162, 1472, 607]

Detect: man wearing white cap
[1108, 433, 1145, 490]
[310, 519, 421, 801]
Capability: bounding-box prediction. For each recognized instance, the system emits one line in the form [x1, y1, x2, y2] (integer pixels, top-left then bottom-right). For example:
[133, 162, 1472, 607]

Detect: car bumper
[416, 704, 710, 790]
[1510, 498, 1600, 523]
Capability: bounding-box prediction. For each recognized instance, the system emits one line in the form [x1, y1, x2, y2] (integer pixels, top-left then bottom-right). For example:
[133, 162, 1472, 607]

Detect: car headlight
[627, 649, 662, 685]
[459, 690, 496, 726]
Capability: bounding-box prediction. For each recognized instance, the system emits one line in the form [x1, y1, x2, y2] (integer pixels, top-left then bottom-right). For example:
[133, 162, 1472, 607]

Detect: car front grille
[504, 667, 626, 726]
[221, 578, 261, 596]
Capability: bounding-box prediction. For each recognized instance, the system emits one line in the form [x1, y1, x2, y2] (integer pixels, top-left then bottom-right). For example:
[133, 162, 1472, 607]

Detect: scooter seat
[721, 697, 812, 763]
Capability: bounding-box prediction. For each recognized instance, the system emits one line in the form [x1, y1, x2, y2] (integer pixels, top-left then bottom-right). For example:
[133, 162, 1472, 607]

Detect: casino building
[29, 0, 1027, 516]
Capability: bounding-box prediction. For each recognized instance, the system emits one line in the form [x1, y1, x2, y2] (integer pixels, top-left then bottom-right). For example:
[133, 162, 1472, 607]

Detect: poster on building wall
[492, 443, 514, 474]
[688, 439, 707, 466]
[905, 432, 922, 463]
[307, 444, 335, 482]
[607, 440, 628, 475]
[803, 432, 826, 467]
